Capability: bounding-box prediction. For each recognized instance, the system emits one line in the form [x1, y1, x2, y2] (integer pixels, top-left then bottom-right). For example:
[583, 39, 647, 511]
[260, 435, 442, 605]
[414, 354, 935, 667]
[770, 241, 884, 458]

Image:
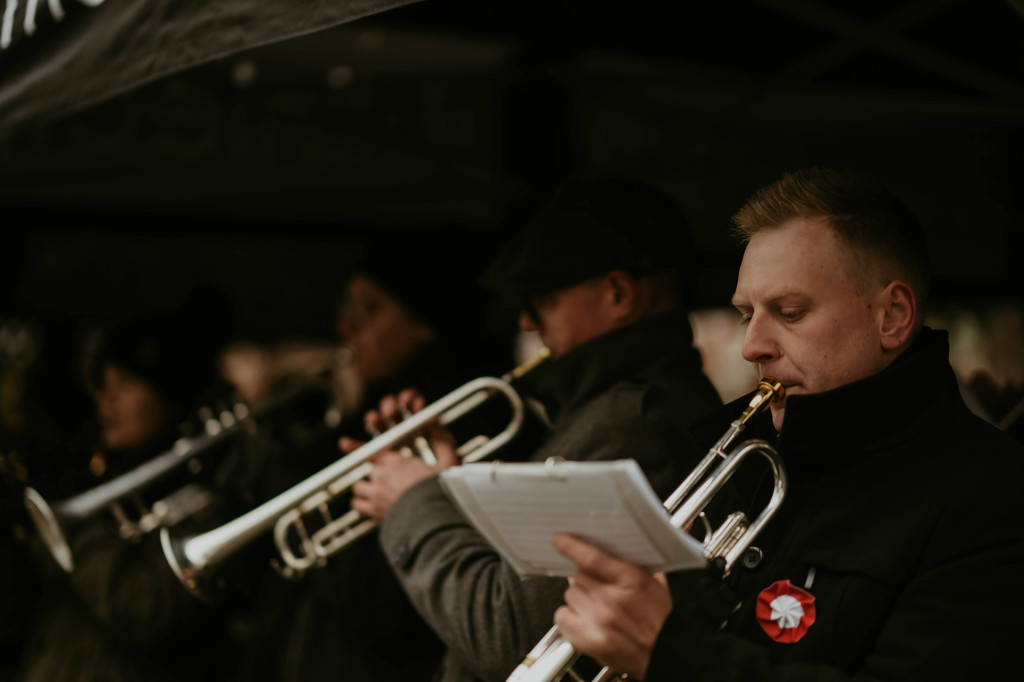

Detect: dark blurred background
[2, 0, 1024, 404]
[1, 3, 1021, 675]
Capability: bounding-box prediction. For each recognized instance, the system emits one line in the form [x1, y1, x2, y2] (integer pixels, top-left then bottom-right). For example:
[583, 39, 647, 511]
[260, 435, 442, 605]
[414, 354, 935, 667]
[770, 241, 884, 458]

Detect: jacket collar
[519, 310, 698, 421]
[690, 327, 963, 479]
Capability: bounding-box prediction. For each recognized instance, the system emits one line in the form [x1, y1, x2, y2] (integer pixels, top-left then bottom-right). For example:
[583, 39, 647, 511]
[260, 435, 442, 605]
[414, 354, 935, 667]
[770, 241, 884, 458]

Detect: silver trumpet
[161, 348, 551, 602]
[23, 378, 330, 574]
[507, 377, 786, 682]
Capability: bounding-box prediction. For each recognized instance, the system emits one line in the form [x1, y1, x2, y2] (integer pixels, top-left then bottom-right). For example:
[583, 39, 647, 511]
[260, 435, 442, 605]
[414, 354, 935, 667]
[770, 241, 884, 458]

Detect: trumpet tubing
[508, 377, 786, 682]
[162, 349, 550, 601]
[23, 405, 247, 574]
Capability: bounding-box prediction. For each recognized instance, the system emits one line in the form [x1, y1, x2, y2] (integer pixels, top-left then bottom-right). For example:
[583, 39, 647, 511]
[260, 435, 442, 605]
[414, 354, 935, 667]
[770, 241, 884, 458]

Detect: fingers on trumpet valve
[370, 389, 425, 427]
[361, 389, 438, 462]
[337, 436, 366, 454]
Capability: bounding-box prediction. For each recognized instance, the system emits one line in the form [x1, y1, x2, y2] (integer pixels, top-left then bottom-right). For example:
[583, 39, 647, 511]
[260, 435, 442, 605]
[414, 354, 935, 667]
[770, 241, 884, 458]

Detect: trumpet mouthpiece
[508, 347, 551, 380]
[739, 377, 784, 424]
[758, 377, 784, 399]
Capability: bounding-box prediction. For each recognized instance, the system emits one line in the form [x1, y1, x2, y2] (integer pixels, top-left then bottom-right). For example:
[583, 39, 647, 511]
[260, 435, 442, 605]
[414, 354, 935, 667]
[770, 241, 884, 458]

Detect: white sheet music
[438, 459, 707, 578]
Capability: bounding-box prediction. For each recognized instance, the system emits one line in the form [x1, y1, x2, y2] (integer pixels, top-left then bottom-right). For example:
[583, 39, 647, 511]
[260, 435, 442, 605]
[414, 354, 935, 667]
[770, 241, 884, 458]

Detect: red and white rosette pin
[756, 579, 816, 643]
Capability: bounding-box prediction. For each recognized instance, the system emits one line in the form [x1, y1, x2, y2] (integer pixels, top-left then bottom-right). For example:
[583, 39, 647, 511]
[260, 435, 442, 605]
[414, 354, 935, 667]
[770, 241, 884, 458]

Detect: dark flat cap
[481, 177, 696, 301]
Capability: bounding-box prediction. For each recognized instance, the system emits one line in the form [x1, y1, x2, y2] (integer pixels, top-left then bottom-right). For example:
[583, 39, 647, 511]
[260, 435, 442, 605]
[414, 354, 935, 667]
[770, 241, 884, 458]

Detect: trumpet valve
[703, 511, 749, 564]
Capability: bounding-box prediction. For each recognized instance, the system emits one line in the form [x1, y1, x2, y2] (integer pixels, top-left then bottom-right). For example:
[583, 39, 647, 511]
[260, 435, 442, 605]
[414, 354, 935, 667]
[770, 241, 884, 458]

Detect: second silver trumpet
[161, 348, 550, 601]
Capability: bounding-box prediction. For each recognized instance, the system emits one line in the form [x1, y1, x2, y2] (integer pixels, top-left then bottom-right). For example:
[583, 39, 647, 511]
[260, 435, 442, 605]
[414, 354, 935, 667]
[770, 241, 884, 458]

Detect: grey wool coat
[379, 311, 724, 682]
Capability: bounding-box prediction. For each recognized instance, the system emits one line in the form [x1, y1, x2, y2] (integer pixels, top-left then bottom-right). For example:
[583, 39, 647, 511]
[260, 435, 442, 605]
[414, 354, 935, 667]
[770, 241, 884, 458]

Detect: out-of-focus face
[517, 277, 620, 359]
[95, 364, 171, 454]
[732, 217, 893, 430]
[336, 274, 435, 387]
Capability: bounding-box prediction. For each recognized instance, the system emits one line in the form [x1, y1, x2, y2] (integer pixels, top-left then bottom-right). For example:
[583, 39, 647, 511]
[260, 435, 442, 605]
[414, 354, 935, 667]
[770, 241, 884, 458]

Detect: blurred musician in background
[345, 177, 724, 682]
[547, 167, 1024, 681]
[0, 314, 89, 682]
[228, 228, 515, 682]
[336, 229, 515, 417]
[15, 289, 241, 682]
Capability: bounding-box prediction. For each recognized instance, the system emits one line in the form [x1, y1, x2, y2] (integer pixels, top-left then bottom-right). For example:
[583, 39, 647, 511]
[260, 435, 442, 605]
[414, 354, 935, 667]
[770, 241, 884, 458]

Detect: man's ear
[605, 270, 641, 320]
[878, 279, 917, 351]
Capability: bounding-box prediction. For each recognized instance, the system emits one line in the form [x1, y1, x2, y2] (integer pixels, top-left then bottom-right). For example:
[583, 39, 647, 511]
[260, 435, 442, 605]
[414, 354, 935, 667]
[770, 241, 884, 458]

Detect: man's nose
[336, 311, 361, 341]
[518, 310, 539, 332]
[741, 314, 778, 365]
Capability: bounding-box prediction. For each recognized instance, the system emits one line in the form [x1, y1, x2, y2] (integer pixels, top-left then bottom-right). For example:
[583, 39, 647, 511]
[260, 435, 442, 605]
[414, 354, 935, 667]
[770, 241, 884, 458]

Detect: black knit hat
[350, 227, 494, 339]
[481, 177, 698, 303]
[86, 286, 236, 410]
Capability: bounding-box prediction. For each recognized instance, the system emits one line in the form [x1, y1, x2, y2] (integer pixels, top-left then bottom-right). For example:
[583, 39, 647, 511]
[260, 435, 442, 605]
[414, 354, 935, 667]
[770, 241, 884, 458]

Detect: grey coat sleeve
[379, 476, 567, 682]
[378, 386, 689, 682]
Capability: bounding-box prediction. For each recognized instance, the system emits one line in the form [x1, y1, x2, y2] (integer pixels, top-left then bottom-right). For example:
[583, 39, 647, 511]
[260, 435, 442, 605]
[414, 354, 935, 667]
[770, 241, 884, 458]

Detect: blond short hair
[733, 167, 930, 321]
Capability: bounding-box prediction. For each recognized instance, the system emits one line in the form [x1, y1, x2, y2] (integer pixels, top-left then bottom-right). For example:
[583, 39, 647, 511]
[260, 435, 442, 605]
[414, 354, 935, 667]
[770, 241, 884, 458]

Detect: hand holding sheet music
[437, 458, 707, 578]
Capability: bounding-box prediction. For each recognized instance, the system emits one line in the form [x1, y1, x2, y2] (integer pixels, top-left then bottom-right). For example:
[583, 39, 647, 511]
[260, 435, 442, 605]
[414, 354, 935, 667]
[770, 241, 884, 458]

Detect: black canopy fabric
[0, 0, 420, 132]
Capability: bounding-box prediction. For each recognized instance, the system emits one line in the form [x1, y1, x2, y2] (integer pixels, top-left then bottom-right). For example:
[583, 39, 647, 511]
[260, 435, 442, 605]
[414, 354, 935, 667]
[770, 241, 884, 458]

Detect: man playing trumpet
[345, 177, 724, 682]
[548, 167, 1024, 681]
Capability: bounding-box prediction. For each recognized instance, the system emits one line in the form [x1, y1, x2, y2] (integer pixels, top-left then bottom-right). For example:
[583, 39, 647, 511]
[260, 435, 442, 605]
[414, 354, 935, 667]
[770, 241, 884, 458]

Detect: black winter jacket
[646, 327, 1024, 681]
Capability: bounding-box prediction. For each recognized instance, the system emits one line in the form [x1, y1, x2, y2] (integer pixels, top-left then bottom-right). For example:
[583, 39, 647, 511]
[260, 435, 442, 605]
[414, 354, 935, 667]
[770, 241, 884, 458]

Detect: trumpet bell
[161, 525, 226, 603]
[24, 487, 74, 573]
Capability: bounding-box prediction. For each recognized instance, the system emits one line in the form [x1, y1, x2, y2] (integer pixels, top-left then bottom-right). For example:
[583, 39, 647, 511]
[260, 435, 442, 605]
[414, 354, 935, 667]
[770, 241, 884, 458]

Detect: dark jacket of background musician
[13, 295, 241, 682]
[645, 327, 1024, 681]
[378, 310, 723, 682]
[228, 336, 515, 682]
[14, 414, 242, 682]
